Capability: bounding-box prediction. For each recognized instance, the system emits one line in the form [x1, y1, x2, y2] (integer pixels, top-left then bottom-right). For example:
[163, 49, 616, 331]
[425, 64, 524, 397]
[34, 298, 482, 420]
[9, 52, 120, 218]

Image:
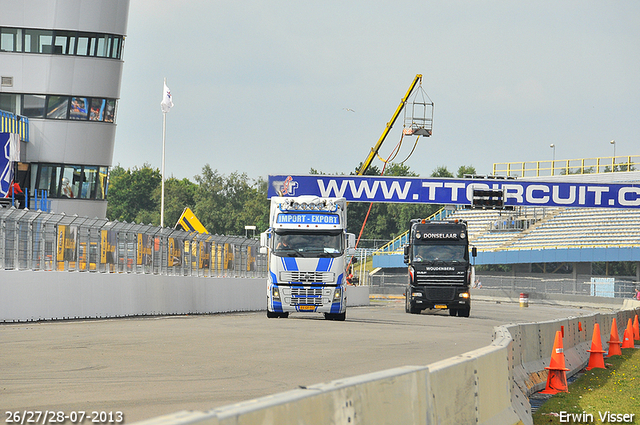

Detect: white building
[0, 0, 130, 218]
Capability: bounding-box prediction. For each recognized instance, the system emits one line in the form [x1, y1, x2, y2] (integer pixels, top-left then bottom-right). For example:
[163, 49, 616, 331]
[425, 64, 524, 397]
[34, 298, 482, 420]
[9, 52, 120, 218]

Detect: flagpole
[161, 78, 167, 228]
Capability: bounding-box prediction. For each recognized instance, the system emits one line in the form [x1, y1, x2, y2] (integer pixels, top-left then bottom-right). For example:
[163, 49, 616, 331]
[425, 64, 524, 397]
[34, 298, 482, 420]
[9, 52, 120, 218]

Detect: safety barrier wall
[131, 298, 640, 425]
[0, 270, 369, 322]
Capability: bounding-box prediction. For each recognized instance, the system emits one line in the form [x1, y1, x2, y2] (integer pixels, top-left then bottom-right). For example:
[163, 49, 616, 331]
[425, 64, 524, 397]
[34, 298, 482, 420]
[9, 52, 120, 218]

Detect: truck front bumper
[409, 286, 470, 310]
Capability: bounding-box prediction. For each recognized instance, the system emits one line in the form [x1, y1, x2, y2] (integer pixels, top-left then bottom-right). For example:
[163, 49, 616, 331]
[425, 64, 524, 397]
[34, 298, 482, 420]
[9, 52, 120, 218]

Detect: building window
[4, 93, 117, 123]
[31, 163, 109, 200]
[0, 93, 20, 114]
[0, 27, 22, 52]
[104, 99, 116, 123]
[54, 31, 75, 55]
[22, 94, 46, 118]
[70, 97, 89, 120]
[90, 98, 105, 121]
[46, 96, 69, 119]
[77, 34, 90, 56]
[0, 26, 124, 59]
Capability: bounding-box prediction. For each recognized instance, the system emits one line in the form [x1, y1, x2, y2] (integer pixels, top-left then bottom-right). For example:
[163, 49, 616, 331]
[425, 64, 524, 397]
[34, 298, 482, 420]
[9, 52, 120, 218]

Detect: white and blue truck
[260, 196, 356, 321]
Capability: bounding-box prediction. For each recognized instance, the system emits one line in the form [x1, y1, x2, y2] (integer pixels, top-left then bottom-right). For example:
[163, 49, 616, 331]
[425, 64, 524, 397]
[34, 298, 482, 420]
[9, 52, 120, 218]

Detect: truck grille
[290, 287, 324, 305]
[280, 271, 335, 283]
[415, 272, 465, 285]
[425, 287, 456, 301]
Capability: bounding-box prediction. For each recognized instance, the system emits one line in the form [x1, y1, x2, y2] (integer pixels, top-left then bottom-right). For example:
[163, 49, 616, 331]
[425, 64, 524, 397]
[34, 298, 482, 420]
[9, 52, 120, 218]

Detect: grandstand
[371, 158, 640, 288]
[452, 206, 640, 251]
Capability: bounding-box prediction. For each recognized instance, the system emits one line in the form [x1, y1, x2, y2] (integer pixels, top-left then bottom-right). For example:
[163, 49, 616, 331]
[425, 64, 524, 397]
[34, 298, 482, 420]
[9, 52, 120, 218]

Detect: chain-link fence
[475, 274, 638, 299]
[367, 271, 639, 299]
[0, 207, 267, 277]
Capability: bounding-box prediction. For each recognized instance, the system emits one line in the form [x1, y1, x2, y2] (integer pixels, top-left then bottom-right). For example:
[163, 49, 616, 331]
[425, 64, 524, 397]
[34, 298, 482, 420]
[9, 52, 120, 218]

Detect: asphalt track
[1, 299, 605, 423]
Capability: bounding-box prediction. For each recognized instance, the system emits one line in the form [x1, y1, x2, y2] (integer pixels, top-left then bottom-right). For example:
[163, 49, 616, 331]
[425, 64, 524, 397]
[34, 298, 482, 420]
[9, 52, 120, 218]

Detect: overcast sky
[113, 0, 640, 182]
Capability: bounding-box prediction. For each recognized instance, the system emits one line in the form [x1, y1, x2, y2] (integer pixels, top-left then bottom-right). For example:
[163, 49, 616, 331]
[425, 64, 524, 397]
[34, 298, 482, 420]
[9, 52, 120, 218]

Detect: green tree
[457, 165, 476, 178]
[149, 177, 199, 227]
[194, 165, 269, 235]
[106, 164, 161, 223]
[431, 165, 453, 178]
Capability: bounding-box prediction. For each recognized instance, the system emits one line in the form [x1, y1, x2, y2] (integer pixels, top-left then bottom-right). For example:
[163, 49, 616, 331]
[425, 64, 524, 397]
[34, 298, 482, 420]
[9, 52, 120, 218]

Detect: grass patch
[533, 347, 640, 424]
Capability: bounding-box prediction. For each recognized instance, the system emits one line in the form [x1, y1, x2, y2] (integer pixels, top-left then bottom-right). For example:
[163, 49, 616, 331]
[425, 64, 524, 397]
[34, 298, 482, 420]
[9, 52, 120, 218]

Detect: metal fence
[0, 207, 267, 277]
[476, 274, 638, 299]
[367, 271, 639, 299]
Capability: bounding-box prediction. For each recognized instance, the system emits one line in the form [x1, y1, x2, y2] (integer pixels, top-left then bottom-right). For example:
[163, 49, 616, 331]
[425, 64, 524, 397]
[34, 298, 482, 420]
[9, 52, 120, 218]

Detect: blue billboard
[268, 175, 640, 209]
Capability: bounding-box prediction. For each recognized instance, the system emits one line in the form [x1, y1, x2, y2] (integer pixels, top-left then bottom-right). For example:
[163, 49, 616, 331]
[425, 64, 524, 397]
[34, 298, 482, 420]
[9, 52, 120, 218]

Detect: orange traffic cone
[607, 318, 622, 357]
[540, 330, 569, 394]
[633, 315, 639, 341]
[586, 323, 606, 370]
[621, 319, 635, 349]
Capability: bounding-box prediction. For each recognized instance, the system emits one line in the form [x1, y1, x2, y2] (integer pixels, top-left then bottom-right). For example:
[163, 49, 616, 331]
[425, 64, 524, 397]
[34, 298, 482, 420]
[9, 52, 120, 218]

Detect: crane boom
[357, 74, 423, 176]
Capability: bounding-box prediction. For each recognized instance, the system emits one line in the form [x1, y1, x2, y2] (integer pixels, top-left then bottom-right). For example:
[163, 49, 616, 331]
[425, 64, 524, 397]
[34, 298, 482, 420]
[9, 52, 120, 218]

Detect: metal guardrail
[0, 109, 29, 142]
[493, 155, 639, 177]
[0, 207, 266, 277]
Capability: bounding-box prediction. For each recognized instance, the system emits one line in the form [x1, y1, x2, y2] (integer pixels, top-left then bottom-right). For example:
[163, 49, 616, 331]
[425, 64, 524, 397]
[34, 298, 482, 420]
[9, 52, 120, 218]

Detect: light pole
[550, 144, 555, 175]
[610, 140, 616, 157]
[610, 140, 616, 171]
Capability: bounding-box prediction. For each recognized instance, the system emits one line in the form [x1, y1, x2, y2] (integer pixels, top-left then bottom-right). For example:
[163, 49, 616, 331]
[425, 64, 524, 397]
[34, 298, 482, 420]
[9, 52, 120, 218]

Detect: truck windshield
[413, 244, 467, 263]
[273, 230, 343, 258]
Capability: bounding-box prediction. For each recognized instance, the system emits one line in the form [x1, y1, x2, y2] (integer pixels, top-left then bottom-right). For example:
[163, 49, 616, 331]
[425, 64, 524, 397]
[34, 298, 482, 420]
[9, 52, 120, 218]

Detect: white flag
[161, 81, 174, 113]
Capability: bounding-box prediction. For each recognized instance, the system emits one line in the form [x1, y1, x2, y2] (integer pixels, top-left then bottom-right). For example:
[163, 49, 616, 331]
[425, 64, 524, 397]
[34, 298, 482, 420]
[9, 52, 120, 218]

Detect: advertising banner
[137, 233, 152, 266]
[247, 246, 256, 271]
[268, 175, 640, 209]
[56, 225, 77, 262]
[167, 238, 182, 267]
[199, 241, 211, 269]
[0, 133, 19, 197]
[100, 229, 116, 264]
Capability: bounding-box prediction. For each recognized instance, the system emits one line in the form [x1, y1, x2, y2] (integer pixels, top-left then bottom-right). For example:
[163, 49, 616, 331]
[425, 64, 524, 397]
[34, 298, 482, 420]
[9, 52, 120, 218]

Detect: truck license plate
[299, 305, 316, 311]
[434, 304, 447, 309]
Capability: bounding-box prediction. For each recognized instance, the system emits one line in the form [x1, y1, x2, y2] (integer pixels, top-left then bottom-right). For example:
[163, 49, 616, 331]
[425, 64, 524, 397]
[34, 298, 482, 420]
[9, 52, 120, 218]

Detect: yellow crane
[356, 74, 432, 175]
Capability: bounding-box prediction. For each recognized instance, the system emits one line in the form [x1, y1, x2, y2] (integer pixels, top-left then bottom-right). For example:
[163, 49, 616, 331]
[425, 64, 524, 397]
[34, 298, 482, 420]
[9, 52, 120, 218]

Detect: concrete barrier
[2, 274, 637, 425]
[0, 271, 370, 322]
[130, 297, 640, 425]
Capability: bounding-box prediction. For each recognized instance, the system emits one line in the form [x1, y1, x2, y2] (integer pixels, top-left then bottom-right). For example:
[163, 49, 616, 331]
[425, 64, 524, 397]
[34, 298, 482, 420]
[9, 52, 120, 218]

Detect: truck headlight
[411, 292, 423, 298]
[333, 287, 342, 301]
[459, 292, 470, 299]
[272, 286, 281, 301]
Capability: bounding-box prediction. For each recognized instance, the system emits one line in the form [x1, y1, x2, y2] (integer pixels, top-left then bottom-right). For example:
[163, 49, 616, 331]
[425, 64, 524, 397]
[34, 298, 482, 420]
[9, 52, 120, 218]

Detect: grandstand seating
[447, 207, 640, 252]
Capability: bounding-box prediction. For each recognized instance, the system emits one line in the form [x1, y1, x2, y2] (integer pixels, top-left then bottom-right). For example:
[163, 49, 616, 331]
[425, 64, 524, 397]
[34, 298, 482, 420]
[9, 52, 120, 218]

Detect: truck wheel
[324, 312, 345, 321]
[279, 312, 289, 318]
[405, 293, 420, 314]
[334, 312, 346, 321]
[267, 311, 279, 318]
[458, 306, 471, 318]
[405, 296, 421, 314]
[449, 309, 457, 317]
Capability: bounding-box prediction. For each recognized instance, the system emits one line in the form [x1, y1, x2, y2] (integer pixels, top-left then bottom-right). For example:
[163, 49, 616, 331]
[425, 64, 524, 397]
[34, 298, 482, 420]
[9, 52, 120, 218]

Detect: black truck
[403, 219, 476, 317]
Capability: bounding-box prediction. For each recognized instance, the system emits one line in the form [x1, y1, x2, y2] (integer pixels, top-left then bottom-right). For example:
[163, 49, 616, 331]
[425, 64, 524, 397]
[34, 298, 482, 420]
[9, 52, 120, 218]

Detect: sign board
[268, 175, 640, 209]
[590, 277, 615, 298]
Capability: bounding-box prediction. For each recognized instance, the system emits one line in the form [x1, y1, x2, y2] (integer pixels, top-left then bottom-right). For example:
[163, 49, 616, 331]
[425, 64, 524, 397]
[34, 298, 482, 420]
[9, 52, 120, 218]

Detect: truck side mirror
[472, 246, 477, 258]
[403, 245, 409, 264]
[346, 233, 356, 255]
[259, 232, 269, 254]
